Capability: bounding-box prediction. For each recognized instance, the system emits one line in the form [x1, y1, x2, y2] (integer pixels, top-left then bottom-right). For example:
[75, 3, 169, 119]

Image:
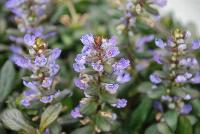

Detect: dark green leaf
[164, 110, 178, 131]
[175, 116, 193, 134]
[130, 97, 152, 132]
[95, 115, 111, 132]
[0, 109, 35, 134]
[80, 102, 98, 115]
[145, 124, 159, 134]
[71, 125, 93, 134]
[157, 123, 173, 134]
[194, 122, 200, 134]
[40, 103, 62, 132]
[0, 61, 16, 103]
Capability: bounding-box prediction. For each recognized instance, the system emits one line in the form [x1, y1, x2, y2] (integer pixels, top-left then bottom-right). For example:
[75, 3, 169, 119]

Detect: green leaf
[130, 97, 152, 132]
[71, 125, 93, 134]
[80, 102, 98, 115]
[191, 99, 200, 117]
[39, 103, 62, 132]
[0, 108, 35, 134]
[137, 82, 152, 93]
[194, 122, 200, 134]
[0, 61, 16, 103]
[95, 115, 111, 132]
[157, 123, 173, 134]
[164, 110, 178, 131]
[145, 124, 159, 134]
[175, 116, 193, 134]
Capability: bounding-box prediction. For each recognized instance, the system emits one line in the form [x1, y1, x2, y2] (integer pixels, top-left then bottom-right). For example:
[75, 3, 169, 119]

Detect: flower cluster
[116, 0, 167, 33]
[6, 0, 51, 30]
[150, 28, 200, 115]
[71, 34, 130, 132]
[11, 33, 61, 107]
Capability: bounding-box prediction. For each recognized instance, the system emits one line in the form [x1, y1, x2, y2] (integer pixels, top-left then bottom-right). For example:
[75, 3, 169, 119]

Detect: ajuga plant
[141, 28, 200, 133]
[71, 34, 130, 133]
[6, 0, 55, 59]
[0, 0, 65, 134]
[112, 0, 168, 79]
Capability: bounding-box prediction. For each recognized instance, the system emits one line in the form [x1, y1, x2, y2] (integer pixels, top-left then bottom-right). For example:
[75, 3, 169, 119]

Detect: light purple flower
[40, 95, 54, 103]
[74, 78, 88, 90]
[150, 73, 162, 84]
[152, 51, 163, 64]
[49, 63, 60, 76]
[192, 39, 200, 50]
[105, 47, 120, 58]
[42, 77, 53, 88]
[179, 58, 198, 67]
[105, 83, 119, 94]
[107, 36, 117, 46]
[180, 104, 192, 115]
[150, 0, 167, 7]
[10, 54, 31, 69]
[136, 35, 154, 52]
[175, 75, 187, 83]
[34, 55, 47, 67]
[21, 99, 31, 107]
[9, 45, 23, 54]
[5, 0, 26, 9]
[49, 48, 61, 61]
[155, 38, 166, 49]
[71, 106, 83, 118]
[24, 34, 36, 46]
[91, 62, 103, 72]
[112, 58, 130, 71]
[161, 95, 172, 101]
[80, 34, 94, 46]
[75, 54, 86, 64]
[116, 71, 131, 84]
[191, 72, 200, 84]
[73, 63, 85, 72]
[184, 72, 192, 79]
[112, 99, 127, 108]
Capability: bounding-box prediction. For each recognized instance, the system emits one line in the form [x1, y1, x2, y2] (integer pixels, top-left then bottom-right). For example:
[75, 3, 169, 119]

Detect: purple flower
[112, 58, 130, 71]
[40, 95, 54, 103]
[192, 39, 200, 50]
[150, 73, 162, 84]
[49, 63, 60, 76]
[152, 51, 163, 64]
[175, 75, 187, 83]
[105, 47, 120, 58]
[153, 101, 163, 112]
[43, 128, 50, 134]
[34, 55, 47, 67]
[21, 99, 31, 107]
[49, 48, 61, 61]
[10, 54, 31, 69]
[107, 36, 117, 46]
[180, 104, 192, 115]
[24, 34, 36, 46]
[105, 83, 119, 94]
[91, 62, 103, 72]
[71, 106, 83, 118]
[161, 95, 172, 101]
[112, 99, 127, 108]
[5, 0, 26, 9]
[151, 0, 167, 7]
[179, 58, 198, 67]
[155, 38, 166, 49]
[184, 72, 192, 79]
[73, 63, 85, 72]
[9, 45, 23, 54]
[136, 35, 154, 52]
[191, 72, 200, 84]
[116, 71, 131, 84]
[74, 78, 88, 90]
[42, 77, 53, 88]
[80, 34, 94, 46]
[75, 54, 86, 64]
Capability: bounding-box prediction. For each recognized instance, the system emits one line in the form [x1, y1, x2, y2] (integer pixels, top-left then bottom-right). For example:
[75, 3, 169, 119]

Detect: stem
[65, 0, 78, 24]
